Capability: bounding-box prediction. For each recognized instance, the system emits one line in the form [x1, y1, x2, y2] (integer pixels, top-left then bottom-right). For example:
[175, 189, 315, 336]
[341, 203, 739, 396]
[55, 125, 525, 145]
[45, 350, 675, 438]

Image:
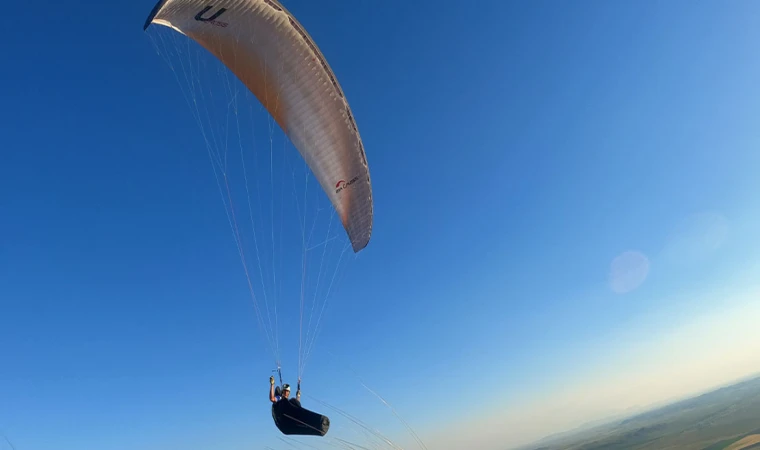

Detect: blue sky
[2, 1, 760, 449]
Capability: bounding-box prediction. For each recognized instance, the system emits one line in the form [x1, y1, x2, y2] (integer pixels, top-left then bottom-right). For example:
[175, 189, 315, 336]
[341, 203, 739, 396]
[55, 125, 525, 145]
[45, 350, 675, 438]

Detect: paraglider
[269, 376, 330, 436]
[142, 0, 372, 438]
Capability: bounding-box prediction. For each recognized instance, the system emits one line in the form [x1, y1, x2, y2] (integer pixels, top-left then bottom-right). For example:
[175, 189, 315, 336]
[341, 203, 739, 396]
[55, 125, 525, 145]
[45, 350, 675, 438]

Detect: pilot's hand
[270, 376, 275, 385]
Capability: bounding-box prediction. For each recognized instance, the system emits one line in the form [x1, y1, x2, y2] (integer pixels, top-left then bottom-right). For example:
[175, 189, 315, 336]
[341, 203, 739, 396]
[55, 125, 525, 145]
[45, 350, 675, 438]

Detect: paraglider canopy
[143, 0, 373, 252]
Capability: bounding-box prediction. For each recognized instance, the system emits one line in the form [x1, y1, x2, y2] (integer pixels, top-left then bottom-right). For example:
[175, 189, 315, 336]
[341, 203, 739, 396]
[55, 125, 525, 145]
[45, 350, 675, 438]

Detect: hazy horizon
[406, 257, 760, 450]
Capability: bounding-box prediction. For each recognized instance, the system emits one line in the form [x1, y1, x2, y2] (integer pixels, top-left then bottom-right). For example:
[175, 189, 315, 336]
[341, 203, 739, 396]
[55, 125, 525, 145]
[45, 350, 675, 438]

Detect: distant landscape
[520, 375, 760, 450]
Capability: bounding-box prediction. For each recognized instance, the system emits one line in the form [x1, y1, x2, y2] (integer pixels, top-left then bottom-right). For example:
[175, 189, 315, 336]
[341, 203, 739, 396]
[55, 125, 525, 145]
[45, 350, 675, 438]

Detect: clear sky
[2, 1, 760, 449]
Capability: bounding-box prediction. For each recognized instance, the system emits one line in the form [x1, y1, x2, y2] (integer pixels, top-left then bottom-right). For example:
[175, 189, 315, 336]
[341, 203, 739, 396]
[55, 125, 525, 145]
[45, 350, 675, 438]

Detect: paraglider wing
[272, 398, 330, 436]
[143, 0, 373, 252]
